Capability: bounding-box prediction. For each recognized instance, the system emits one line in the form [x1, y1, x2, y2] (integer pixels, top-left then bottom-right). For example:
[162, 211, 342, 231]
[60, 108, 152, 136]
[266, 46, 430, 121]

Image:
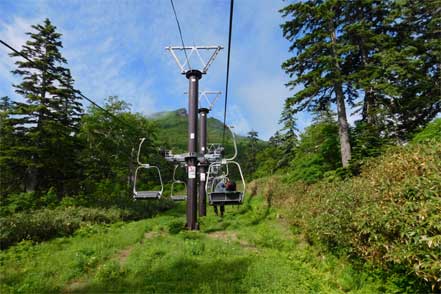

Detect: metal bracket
[166, 45, 223, 74]
[200, 91, 222, 111]
[184, 91, 222, 111]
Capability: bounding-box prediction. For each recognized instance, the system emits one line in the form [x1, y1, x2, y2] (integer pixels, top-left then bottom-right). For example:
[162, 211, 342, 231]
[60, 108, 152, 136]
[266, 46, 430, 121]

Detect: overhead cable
[170, 0, 191, 70]
[222, 0, 234, 145]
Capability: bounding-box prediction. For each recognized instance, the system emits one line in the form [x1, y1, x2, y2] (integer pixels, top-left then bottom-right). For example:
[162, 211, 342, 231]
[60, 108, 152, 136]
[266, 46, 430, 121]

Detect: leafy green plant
[0, 206, 131, 249]
[412, 118, 441, 143]
[257, 141, 440, 290]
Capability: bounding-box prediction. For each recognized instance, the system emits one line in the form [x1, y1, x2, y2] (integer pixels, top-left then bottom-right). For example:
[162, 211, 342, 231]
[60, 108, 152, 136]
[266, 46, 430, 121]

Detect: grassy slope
[0, 196, 386, 294]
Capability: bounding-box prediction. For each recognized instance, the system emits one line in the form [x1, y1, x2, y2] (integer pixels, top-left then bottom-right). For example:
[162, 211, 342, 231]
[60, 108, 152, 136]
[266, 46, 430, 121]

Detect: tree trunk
[329, 22, 352, 167]
[335, 84, 352, 167]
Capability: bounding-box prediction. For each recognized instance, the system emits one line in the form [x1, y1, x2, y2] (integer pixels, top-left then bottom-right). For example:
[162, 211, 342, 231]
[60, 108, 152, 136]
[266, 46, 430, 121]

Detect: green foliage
[253, 142, 284, 178]
[412, 118, 441, 143]
[280, 0, 353, 167]
[254, 141, 441, 290]
[288, 116, 341, 183]
[167, 220, 185, 235]
[245, 130, 259, 176]
[0, 96, 25, 196]
[351, 121, 390, 162]
[0, 206, 131, 249]
[78, 96, 156, 190]
[0, 187, 63, 216]
[1, 198, 394, 293]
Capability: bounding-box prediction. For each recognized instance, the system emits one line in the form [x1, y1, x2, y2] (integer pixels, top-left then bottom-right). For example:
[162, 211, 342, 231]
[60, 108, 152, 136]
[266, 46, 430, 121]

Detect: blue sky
[0, 0, 311, 139]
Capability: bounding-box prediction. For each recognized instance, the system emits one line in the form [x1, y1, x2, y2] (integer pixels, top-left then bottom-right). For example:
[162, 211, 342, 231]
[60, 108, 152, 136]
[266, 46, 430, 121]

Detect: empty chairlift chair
[133, 138, 164, 200]
[170, 164, 187, 201]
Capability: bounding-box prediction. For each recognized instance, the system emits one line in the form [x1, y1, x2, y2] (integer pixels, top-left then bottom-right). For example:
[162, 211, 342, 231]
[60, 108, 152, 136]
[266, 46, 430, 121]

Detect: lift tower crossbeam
[166, 45, 223, 230]
[166, 46, 223, 74]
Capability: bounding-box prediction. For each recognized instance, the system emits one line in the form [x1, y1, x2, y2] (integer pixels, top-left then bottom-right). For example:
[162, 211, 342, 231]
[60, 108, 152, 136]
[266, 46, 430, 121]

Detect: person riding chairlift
[213, 178, 236, 217]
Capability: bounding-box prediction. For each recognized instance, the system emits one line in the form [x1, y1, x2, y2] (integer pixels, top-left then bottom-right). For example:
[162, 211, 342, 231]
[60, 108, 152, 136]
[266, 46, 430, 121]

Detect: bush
[0, 192, 37, 216]
[1, 188, 60, 216]
[0, 206, 130, 249]
[258, 140, 441, 290]
[412, 118, 441, 143]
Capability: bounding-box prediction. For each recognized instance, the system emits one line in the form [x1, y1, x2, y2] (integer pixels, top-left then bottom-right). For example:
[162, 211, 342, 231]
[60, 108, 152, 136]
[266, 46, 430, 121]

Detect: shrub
[412, 118, 441, 143]
[247, 181, 258, 197]
[263, 140, 441, 290]
[0, 206, 130, 249]
[0, 192, 37, 216]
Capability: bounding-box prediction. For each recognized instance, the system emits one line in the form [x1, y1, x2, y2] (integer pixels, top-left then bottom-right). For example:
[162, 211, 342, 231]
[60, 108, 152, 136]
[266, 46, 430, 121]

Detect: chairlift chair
[205, 126, 246, 206]
[170, 164, 187, 201]
[133, 138, 164, 200]
[206, 160, 245, 205]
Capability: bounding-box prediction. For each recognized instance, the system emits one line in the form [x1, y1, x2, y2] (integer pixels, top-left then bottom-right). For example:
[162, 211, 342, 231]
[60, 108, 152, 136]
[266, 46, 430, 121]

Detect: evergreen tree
[379, 0, 441, 138]
[0, 97, 26, 195]
[280, 0, 353, 167]
[342, 0, 391, 126]
[245, 130, 259, 175]
[9, 18, 83, 194]
[277, 105, 299, 169]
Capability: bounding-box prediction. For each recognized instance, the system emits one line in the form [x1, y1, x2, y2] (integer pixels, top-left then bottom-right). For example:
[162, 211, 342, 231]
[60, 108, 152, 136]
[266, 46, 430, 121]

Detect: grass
[1, 196, 391, 293]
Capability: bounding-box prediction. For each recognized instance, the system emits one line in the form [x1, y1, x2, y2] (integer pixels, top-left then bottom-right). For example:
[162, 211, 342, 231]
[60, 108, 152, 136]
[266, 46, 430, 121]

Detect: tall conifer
[9, 18, 83, 194]
[280, 0, 353, 167]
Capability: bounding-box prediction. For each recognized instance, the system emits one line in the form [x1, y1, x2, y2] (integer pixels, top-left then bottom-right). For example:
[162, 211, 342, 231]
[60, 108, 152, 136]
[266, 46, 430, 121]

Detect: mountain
[150, 108, 248, 153]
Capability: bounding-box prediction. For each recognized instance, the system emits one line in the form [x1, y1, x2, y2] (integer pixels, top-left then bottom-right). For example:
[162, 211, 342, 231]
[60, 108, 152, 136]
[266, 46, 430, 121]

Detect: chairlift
[205, 126, 246, 205]
[133, 138, 164, 200]
[170, 164, 187, 201]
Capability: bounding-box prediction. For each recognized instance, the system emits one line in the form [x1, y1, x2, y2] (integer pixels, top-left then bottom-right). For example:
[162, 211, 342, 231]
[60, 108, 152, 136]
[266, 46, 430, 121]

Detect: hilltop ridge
[149, 109, 248, 152]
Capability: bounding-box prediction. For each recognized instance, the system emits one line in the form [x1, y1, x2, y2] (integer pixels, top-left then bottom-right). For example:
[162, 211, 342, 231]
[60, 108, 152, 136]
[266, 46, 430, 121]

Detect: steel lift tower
[166, 46, 223, 230]
[198, 91, 222, 216]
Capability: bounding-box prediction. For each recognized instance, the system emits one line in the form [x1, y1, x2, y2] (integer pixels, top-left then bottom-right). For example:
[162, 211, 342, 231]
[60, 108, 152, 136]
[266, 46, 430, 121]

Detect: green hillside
[150, 108, 249, 153]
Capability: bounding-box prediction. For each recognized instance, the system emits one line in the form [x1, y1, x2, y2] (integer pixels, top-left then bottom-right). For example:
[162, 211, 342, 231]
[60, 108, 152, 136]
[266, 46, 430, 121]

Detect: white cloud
[1, 0, 301, 140]
[227, 104, 251, 136]
[236, 74, 288, 138]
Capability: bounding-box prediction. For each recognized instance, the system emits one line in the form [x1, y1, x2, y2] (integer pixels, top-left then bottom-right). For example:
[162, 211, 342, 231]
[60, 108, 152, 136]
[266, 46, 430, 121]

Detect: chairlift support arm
[166, 45, 223, 74]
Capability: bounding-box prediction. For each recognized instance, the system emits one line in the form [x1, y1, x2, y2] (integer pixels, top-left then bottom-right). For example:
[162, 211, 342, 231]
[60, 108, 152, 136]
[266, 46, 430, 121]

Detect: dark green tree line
[0, 19, 158, 206]
[279, 0, 440, 168]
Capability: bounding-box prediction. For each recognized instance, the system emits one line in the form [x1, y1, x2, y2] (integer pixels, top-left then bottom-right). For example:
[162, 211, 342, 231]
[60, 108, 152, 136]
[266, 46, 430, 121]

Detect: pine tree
[280, 0, 353, 167]
[9, 18, 83, 194]
[0, 96, 26, 195]
[379, 0, 441, 139]
[277, 105, 299, 169]
[245, 130, 259, 175]
[342, 0, 391, 126]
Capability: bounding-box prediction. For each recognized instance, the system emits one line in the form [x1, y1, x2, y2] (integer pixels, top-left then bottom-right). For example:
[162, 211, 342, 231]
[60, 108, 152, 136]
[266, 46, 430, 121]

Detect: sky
[0, 0, 311, 140]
